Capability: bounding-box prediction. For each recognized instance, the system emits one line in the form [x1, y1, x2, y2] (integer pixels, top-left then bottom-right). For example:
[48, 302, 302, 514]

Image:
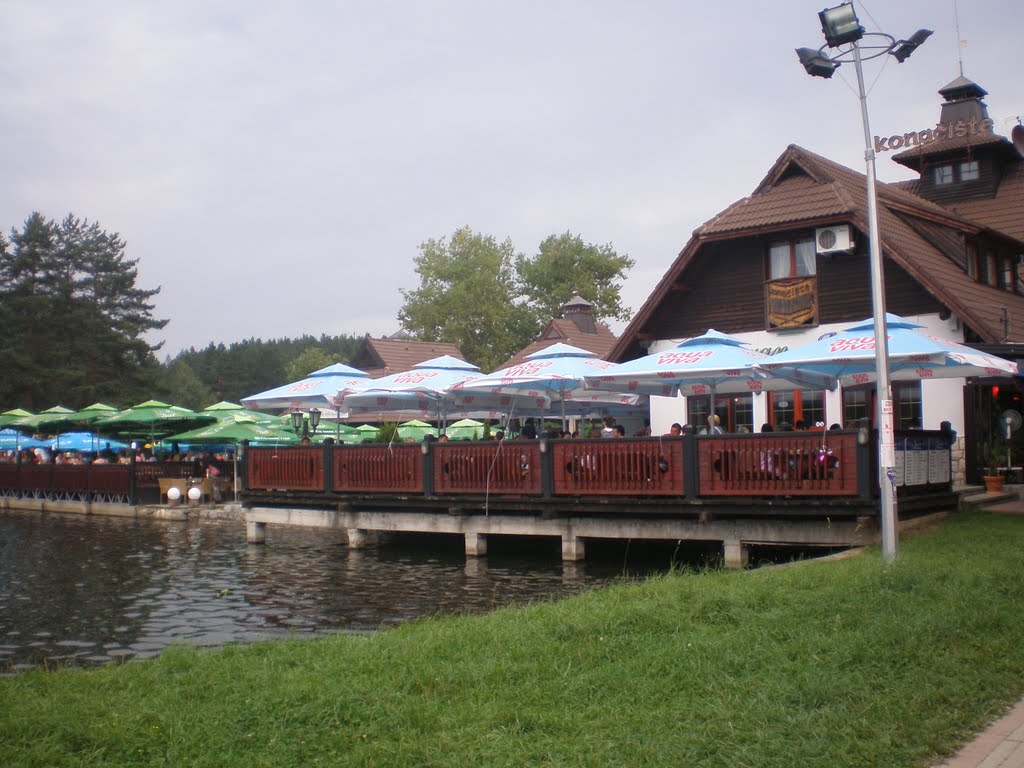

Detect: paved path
[932, 497, 1024, 767]
[933, 699, 1024, 767]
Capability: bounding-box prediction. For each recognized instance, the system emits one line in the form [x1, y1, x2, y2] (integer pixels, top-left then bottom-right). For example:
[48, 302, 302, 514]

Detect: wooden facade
[629, 236, 944, 353]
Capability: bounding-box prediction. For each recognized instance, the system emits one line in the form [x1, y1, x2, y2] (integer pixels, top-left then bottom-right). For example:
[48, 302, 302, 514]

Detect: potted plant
[979, 435, 1008, 493]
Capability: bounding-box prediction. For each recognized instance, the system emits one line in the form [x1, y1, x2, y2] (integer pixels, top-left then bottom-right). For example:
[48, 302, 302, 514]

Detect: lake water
[0, 510, 710, 672]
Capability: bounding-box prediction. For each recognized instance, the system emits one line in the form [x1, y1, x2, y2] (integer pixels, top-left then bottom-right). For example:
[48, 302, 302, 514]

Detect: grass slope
[2, 511, 1024, 767]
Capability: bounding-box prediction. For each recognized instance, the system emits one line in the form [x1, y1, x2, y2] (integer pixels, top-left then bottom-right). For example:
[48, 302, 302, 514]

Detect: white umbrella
[452, 343, 645, 428]
[242, 362, 373, 440]
[757, 315, 1018, 387]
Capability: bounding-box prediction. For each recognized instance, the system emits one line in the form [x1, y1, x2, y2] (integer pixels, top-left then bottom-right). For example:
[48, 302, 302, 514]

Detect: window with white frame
[934, 165, 954, 185]
[960, 160, 980, 181]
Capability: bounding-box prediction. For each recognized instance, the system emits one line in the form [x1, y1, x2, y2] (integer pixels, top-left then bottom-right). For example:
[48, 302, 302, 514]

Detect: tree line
[1, 214, 632, 411]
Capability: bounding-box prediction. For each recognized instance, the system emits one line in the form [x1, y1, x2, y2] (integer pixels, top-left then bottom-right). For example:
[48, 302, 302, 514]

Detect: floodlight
[819, 2, 863, 47]
[796, 48, 840, 79]
[892, 29, 933, 63]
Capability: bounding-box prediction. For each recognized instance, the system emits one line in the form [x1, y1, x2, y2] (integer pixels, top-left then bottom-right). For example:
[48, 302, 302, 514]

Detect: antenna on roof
[953, 0, 966, 77]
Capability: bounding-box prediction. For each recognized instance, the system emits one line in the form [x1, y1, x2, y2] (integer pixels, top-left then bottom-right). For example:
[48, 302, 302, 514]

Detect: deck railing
[0, 430, 952, 507]
[698, 432, 860, 497]
[552, 438, 686, 496]
[333, 444, 422, 493]
[247, 447, 324, 491]
[434, 442, 543, 495]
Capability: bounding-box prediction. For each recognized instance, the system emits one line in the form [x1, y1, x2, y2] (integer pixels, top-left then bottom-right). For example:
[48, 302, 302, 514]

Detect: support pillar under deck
[246, 521, 267, 544]
[347, 528, 368, 549]
[562, 533, 585, 561]
[465, 532, 487, 557]
[723, 539, 749, 570]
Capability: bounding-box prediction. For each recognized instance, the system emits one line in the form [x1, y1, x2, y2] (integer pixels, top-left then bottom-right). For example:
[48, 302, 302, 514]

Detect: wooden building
[497, 293, 618, 369]
[612, 76, 1024, 482]
[349, 335, 466, 379]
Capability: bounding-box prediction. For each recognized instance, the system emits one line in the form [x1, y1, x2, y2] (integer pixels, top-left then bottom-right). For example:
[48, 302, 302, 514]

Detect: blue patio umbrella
[50, 432, 129, 453]
[241, 363, 374, 440]
[454, 343, 646, 427]
[757, 314, 1019, 387]
[0, 429, 50, 451]
[583, 331, 820, 398]
[342, 356, 484, 427]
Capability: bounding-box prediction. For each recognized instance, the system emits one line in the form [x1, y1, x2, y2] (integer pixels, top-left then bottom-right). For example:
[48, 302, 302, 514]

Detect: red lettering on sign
[505, 361, 552, 377]
[393, 371, 438, 385]
[656, 350, 713, 366]
[830, 336, 875, 353]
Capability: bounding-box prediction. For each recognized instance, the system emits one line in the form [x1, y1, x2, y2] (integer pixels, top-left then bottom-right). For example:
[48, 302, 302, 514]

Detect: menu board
[928, 436, 951, 484]
[903, 437, 930, 486]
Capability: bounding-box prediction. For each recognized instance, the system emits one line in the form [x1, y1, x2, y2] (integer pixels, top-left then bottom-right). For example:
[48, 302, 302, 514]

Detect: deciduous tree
[516, 231, 634, 328]
[398, 227, 536, 371]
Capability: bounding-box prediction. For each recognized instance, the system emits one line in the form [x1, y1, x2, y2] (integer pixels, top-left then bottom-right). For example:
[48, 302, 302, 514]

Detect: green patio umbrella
[15, 405, 76, 433]
[353, 424, 380, 442]
[201, 401, 282, 424]
[30, 403, 120, 434]
[0, 408, 34, 429]
[96, 400, 216, 442]
[397, 419, 439, 441]
[445, 418, 484, 440]
[166, 418, 298, 445]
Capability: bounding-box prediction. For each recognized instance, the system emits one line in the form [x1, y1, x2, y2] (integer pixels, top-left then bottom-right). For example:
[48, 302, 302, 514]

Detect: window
[934, 165, 954, 185]
[966, 243, 978, 280]
[842, 387, 870, 428]
[687, 394, 755, 433]
[1003, 259, 1015, 292]
[986, 251, 998, 287]
[841, 383, 921, 429]
[769, 238, 816, 279]
[960, 160, 980, 181]
[769, 389, 826, 429]
[894, 382, 922, 430]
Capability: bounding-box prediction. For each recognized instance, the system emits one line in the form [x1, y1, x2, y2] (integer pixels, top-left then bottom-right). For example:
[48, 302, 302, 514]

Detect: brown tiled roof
[947, 161, 1024, 242]
[496, 318, 617, 370]
[892, 131, 1007, 169]
[610, 144, 1024, 360]
[352, 338, 466, 379]
[697, 145, 974, 238]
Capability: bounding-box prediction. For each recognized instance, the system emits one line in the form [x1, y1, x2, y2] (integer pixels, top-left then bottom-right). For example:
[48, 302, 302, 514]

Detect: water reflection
[0, 512, 693, 672]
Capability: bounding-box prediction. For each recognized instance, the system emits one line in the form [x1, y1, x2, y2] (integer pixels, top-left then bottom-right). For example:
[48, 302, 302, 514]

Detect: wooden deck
[0, 431, 957, 567]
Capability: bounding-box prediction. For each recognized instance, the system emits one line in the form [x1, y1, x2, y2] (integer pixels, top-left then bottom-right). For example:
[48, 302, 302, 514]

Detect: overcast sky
[3, 1, 1021, 361]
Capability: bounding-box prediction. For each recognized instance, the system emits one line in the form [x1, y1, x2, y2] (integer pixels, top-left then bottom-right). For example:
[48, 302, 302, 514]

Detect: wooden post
[682, 429, 699, 499]
[322, 439, 334, 494]
[422, 441, 434, 497]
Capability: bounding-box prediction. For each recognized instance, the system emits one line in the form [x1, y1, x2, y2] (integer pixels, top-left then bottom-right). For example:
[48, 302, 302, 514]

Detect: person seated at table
[665, 422, 683, 436]
[760, 423, 774, 433]
[701, 415, 724, 435]
[612, 425, 626, 437]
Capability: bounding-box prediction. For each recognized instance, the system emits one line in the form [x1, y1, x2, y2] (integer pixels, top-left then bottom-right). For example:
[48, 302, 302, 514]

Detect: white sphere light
[187, 486, 203, 501]
[166, 487, 181, 501]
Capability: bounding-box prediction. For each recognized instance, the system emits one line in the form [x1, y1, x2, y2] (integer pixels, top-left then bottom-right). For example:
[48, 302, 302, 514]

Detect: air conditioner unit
[815, 225, 854, 255]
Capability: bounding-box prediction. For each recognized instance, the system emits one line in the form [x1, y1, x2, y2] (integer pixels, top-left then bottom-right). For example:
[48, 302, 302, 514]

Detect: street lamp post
[797, 2, 931, 563]
[290, 407, 322, 441]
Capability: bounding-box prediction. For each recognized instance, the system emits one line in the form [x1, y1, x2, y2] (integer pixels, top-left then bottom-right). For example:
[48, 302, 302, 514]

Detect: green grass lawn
[3, 510, 1024, 767]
